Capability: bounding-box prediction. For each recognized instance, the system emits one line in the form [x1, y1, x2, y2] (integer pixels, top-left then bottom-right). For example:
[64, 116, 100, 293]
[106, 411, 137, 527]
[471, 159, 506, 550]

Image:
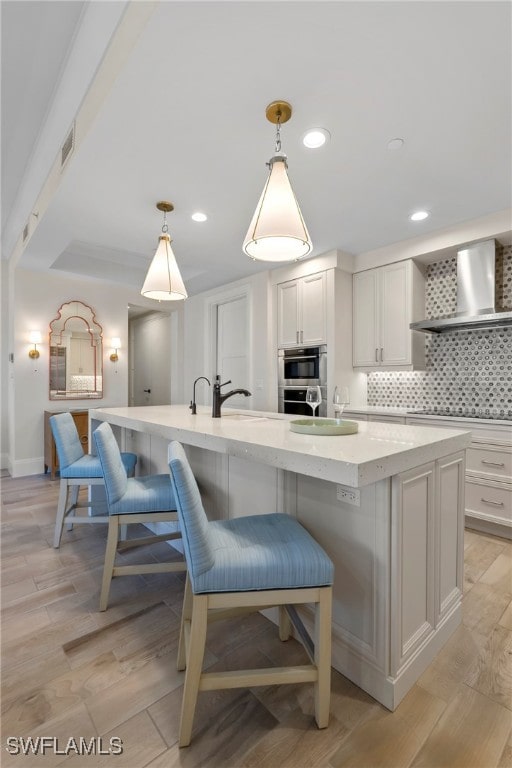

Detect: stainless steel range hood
[410, 239, 512, 334]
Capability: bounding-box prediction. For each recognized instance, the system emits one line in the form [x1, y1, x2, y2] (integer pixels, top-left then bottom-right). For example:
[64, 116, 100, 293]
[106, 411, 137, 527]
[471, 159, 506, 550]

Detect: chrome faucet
[212, 375, 251, 418]
[189, 376, 211, 415]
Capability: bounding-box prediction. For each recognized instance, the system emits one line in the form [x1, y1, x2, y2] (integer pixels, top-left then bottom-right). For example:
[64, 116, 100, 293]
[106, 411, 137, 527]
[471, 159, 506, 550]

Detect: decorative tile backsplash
[367, 244, 512, 415]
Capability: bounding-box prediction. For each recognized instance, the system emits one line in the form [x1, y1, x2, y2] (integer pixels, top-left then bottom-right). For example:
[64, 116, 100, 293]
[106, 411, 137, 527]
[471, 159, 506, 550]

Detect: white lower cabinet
[390, 452, 464, 675]
[295, 452, 464, 709]
[465, 476, 512, 528]
[391, 462, 435, 675]
[406, 417, 512, 538]
[344, 410, 511, 538]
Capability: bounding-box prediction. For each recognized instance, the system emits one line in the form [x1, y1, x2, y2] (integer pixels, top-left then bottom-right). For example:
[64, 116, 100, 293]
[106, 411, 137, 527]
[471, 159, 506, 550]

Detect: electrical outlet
[337, 485, 360, 506]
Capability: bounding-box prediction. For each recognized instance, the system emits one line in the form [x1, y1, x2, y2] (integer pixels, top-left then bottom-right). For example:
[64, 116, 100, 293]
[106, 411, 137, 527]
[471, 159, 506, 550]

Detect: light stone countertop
[344, 405, 512, 427]
[343, 406, 410, 417]
[90, 405, 471, 489]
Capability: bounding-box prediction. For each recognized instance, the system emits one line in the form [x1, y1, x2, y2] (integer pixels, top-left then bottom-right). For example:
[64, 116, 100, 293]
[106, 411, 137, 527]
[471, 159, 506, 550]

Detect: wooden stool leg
[66, 485, 80, 531]
[279, 605, 292, 641]
[177, 574, 193, 671]
[53, 480, 69, 548]
[314, 586, 332, 729]
[99, 515, 119, 612]
[179, 593, 208, 748]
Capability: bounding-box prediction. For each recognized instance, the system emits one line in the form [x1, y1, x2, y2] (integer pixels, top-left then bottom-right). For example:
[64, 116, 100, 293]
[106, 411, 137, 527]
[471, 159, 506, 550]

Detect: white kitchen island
[90, 405, 471, 711]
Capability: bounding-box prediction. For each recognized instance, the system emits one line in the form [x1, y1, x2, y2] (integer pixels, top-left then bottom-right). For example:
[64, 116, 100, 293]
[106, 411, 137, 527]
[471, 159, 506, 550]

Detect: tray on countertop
[290, 418, 359, 436]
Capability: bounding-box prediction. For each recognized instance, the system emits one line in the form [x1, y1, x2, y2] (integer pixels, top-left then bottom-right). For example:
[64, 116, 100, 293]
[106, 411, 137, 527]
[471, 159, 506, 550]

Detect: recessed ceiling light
[302, 128, 330, 149]
[191, 212, 207, 222]
[410, 210, 430, 221]
[387, 137, 405, 150]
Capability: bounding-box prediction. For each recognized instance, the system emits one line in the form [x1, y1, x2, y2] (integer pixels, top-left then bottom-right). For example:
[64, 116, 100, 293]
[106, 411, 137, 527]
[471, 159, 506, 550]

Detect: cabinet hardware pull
[375, 348, 379, 362]
[380, 348, 383, 362]
[296, 331, 299, 343]
[300, 330, 303, 343]
[285, 355, 317, 361]
[143, 389, 151, 393]
[481, 460, 505, 467]
[481, 498, 504, 507]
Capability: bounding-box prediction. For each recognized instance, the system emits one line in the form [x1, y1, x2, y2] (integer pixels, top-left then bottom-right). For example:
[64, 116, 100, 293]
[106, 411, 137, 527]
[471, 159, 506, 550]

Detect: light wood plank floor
[1, 473, 511, 767]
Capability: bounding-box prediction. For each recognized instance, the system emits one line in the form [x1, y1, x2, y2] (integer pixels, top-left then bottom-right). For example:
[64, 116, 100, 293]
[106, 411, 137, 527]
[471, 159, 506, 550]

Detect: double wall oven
[278, 345, 327, 417]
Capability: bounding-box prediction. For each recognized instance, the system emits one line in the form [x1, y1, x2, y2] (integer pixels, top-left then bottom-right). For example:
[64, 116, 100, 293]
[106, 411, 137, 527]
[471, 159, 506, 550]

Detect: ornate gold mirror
[49, 300, 103, 400]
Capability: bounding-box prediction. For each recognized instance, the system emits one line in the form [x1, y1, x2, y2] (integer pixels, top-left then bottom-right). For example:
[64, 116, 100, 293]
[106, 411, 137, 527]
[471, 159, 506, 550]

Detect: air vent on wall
[61, 123, 75, 168]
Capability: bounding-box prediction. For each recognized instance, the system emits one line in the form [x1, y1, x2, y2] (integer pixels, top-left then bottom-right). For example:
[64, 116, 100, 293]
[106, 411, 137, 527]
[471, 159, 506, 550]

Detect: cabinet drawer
[465, 478, 512, 526]
[467, 445, 512, 483]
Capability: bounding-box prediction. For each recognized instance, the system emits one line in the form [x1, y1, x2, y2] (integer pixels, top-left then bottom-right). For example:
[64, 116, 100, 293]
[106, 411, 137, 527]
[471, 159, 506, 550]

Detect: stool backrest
[168, 441, 215, 579]
[93, 422, 128, 505]
[49, 412, 84, 470]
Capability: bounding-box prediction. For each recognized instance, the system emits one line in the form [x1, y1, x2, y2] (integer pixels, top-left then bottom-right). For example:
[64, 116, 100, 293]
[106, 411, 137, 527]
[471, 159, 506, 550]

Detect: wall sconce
[29, 331, 42, 359]
[110, 337, 121, 362]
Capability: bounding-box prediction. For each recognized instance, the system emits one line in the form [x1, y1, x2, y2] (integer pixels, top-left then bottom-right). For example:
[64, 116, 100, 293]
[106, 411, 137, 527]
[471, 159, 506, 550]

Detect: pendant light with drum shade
[141, 202, 188, 301]
[243, 101, 312, 262]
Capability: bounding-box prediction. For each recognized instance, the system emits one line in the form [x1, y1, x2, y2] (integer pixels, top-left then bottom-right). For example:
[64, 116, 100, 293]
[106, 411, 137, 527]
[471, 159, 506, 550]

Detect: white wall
[0, 261, 9, 468]
[8, 269, 136, 476]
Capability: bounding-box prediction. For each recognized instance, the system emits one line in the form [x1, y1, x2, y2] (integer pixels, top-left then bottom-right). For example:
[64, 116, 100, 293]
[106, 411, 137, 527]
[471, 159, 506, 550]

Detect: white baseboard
[10, 457, 45, 478]
[465, 516, 512, 540]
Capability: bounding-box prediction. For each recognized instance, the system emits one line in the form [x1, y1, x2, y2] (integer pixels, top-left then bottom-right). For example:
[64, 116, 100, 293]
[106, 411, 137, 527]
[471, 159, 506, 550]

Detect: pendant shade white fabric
[243, 157, 312, 262]
[141, 234, 188, 301]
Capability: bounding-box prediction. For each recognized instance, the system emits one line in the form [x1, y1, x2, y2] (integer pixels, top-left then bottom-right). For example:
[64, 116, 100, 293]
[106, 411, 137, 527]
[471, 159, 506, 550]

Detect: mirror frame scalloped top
[49, 300, 103, 400]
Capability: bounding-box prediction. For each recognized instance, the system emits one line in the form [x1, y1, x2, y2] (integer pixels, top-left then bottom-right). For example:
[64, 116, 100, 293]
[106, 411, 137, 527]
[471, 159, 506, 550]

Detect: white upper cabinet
[353, 260, 425, 369]
[278, 271, 327, 347]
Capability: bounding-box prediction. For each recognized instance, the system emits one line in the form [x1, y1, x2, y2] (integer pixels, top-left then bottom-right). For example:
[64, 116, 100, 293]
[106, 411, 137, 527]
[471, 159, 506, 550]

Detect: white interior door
[131, 313, 171, 406]
[216, 296, 250, 409]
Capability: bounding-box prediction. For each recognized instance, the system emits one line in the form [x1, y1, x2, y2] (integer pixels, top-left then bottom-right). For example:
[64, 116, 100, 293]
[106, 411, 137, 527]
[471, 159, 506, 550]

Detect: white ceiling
[2, 1, 512, 299]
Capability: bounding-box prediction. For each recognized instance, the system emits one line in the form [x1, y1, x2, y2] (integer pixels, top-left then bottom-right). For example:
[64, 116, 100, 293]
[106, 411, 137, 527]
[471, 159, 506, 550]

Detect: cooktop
[407, 408, 512, 422]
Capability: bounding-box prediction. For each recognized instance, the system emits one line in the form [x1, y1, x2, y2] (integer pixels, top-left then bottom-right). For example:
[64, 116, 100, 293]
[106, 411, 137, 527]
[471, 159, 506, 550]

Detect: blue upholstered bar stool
[50, 412, 137, 549]
[168, 441, 334, 748]
[94, 422, 186, 611]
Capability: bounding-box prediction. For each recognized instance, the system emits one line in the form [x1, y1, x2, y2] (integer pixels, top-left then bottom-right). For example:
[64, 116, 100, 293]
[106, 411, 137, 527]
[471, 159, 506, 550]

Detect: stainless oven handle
[284, 355, 317, 361]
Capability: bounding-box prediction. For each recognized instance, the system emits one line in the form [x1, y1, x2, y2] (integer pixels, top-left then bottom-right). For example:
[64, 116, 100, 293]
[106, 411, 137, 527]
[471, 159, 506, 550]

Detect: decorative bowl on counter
[290, 418, 359, 436]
